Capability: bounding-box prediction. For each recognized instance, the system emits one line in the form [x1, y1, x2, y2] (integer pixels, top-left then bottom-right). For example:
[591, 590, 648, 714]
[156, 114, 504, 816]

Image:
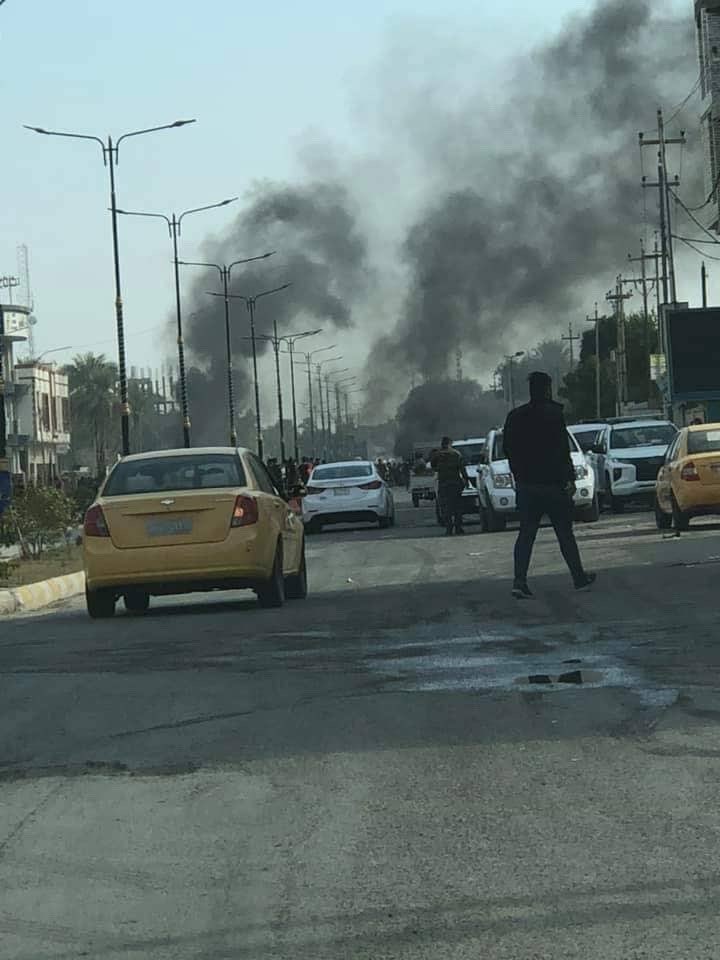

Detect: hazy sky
[0, 0, 697, 393]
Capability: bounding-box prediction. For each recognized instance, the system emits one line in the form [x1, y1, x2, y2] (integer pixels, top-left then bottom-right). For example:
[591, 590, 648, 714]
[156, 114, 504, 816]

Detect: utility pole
[639, 109, 685, 305]
[606, 277, 633, 415]
[585, 304, 602, 420]
[702, 261, 709, 308]
[625, 239, 662, 402]
[561, 322, 581, 370]
[316, 364, 326, 456]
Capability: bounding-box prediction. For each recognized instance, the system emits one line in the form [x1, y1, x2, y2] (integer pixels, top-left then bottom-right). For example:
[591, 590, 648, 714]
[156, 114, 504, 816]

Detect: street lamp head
[172, 119, 197, 127]
[221, 198, 238, 206]
[24, 125, 49, 134]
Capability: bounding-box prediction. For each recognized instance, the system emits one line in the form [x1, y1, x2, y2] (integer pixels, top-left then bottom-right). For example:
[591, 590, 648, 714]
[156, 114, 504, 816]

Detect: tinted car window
[688, 428, 720, 454]
[104, 454, 245, 496]
[454, 443, 485, 464]
[313, 464, 373, 480]
[572, 429, 602, 452]
[248, 455, 277, 495]
[492, 435, 505, 461]
[610, 425, 676, 449]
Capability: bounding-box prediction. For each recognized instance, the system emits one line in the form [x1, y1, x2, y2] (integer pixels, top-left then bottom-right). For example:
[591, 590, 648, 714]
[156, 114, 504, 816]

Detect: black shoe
[574, 572, 597, 591]
[455, 527, 466, 536]
[445, 527, 454, 537]
[512, 580, 533, 599]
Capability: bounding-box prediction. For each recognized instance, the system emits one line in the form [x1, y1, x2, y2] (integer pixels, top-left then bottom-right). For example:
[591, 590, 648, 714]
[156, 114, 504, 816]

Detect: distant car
[302, 460, 395, 532]
[592, 420, 678, 512]
[434, 438, 484, 525]
[655, 422, 720, 531]
[82, 447, 307, 619]
[477, 427, 598, 531]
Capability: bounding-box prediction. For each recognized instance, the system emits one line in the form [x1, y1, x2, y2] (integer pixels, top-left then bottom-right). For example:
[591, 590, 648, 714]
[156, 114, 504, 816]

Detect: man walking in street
[504, 372, 595, 598]
[431, 436, 469, 536]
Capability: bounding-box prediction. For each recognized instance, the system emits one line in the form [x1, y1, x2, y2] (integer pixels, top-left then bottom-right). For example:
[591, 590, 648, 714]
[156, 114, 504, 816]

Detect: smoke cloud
[361, 0, 698, 418]
[183, 182, 368, 445]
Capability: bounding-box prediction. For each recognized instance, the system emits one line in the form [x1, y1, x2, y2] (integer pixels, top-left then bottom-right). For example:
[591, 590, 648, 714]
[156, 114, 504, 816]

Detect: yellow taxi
[82, 447, 306, 618]
[655, 423, 720, 532]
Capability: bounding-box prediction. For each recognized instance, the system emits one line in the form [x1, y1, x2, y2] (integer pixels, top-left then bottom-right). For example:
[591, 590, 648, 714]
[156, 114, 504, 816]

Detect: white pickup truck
[590, 419, 677, 512]
[477, 427, 598, 531]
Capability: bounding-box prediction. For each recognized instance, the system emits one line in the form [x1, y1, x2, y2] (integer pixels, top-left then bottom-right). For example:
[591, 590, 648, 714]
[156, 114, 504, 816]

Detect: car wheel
[581, 494, 600, 524]
[305, 518, 322, 535]
[124, 589, 150, 616]
[655, 497, 672, 530]
[379, 515, 392, 529]
[257, 544, 285, 608]
[86, 587, 116, 620]
[671, 494, 690, 533]
[486, 502, 507, 533]
[285, 542, 308, 600]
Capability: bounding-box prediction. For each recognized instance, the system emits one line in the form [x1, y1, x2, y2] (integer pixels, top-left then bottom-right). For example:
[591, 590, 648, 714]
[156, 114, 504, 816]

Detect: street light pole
[25, 119, 197, 455]
[279, 331, 321, 461]
[504, 351, 525, 409]
[116, 198, 238, 448]
[296, 345, 336, 459]
[324, 367, 349, 458]
[179, 253, 275, 448]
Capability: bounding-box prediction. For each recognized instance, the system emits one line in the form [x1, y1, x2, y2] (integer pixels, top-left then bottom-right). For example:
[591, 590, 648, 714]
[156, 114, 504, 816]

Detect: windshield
[104, 454, 245, 496]
[453, 442, 485, 465]
[572, 428, 603, 452]
[610, 425, 676, 450]
[313, 464, 373, 480]
[688, 428, 720, 454]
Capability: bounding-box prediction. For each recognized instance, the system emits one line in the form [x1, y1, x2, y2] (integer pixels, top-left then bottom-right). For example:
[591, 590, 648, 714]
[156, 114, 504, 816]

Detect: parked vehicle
[591, 420, 677, 512]
[83, 447, 306, 618]
[655, 422, 720, 531]
[477, 427, 598, 531]
[302, 460, 395, 532]
[434, 437, 484, 524]
[568, 422, 608, 454]
[409, 442, 437, 507]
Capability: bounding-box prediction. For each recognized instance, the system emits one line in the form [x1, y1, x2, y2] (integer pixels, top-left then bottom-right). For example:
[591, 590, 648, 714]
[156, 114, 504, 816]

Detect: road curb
[0, 571, 85, 616]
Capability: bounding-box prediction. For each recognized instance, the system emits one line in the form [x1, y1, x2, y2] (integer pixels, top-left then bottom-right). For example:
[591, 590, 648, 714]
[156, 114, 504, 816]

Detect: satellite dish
[28, 316, 38, 326]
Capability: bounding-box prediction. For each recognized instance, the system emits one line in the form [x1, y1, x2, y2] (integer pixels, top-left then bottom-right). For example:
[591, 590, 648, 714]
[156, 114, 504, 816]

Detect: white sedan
[302, 461, 395, 533]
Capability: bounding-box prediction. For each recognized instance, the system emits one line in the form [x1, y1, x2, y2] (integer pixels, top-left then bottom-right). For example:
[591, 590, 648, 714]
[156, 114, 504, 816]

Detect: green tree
[560, 312, 659, 420]
[65, 353, 118, 477]
[7, 486, 76, 559]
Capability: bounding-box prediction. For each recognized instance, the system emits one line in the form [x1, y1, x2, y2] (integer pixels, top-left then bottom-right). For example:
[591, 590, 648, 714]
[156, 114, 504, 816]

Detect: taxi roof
[117, 447, 251, 464]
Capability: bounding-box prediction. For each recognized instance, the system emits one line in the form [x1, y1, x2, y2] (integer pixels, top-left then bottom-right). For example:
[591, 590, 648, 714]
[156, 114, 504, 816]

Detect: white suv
[591, 420, 678, 512]
[478, 427, 598, 531]
[433, 438, 484, 524]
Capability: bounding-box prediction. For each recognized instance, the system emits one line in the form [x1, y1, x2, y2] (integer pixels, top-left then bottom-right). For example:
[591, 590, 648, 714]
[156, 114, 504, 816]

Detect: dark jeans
[514, 482, 584, 583]
[438, 481, 464, 532]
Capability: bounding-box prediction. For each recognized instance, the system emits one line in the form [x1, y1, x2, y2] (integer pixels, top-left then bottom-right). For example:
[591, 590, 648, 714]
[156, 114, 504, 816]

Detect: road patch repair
[0, 570, 85, 615]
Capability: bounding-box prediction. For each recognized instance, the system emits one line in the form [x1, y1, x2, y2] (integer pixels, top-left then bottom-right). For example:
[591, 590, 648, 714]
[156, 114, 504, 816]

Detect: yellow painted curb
[0, 571, 85, 615]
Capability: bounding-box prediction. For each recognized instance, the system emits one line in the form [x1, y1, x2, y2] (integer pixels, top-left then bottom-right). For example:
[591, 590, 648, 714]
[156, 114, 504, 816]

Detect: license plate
[334, 487, 351, 496]
[146, 517, 193, 537]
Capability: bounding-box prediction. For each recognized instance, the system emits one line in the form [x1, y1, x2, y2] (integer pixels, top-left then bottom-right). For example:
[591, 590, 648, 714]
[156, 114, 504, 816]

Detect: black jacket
[503, 400, 575, 486]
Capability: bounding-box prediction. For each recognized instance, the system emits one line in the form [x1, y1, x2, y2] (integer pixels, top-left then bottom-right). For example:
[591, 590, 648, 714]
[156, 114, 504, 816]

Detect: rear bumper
[305, 510, 381, 526]
[84, 525, 273, 591]
[303, 493, 387, 520]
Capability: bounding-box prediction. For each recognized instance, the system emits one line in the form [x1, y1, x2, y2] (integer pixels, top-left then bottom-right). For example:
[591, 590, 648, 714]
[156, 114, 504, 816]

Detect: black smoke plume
[363, 0, 698, 418]
[183, 182, 368, 445]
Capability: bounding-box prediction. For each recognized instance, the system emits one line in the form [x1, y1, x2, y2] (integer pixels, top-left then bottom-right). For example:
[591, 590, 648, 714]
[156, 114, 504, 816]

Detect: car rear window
[688, 429, 720, 454]
[104, 454, 246, 496]
[313, 464, 373, 480]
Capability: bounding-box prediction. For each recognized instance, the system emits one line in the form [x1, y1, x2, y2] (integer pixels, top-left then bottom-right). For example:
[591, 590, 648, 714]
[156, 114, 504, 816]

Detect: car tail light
[84, 504, 109, 537]
[681, 461, 700, 481]
[305, 486, 326, 495]
[231, 495, 259, 527]
[358, 480, 383, 490]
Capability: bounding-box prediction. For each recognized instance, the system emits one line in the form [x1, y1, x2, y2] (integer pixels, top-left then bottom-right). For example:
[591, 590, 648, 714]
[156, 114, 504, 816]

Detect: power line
[666, 75, 702, 126]
[673, 234, 720, 245]
[676, 235, 720, 262]
[669, 186, 720, 243]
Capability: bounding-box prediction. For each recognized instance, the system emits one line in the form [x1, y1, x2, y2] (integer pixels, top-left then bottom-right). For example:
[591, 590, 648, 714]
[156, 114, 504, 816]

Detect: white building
[696, 0, 720, 231]
[11, 362, 71, 483]
[0, 302, 71, 483]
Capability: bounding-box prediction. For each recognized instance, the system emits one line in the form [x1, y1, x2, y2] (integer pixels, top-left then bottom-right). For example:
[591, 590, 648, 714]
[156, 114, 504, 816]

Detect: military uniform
[431, 447, 468, 535]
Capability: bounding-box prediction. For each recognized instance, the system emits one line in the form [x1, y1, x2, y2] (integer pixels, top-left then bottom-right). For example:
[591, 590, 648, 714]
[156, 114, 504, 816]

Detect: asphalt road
[3, 493, 720, 958]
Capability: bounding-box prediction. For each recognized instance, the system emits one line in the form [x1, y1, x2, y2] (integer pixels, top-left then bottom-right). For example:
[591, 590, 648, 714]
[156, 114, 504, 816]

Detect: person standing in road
[504, 371, 596, 598]
[431, 436, 469, 536]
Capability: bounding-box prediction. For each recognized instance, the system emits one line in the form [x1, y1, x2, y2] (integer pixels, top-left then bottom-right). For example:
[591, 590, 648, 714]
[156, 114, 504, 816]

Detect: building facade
[696, 0, 720, 231]
[11, 362, 71, 484]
